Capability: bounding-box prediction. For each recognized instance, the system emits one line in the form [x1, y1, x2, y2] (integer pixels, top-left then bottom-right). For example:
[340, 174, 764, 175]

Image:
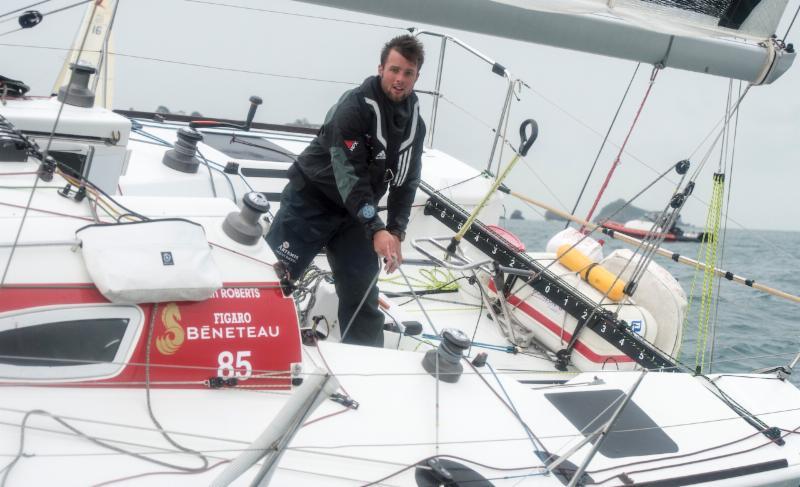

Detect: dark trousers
[266, 181, 384, 347]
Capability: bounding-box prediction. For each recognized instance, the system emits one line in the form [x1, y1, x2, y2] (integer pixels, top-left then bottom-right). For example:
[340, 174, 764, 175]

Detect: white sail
[492, 0, 788, 41]
[51, 0, 118, 108]
[296, 0, 795, 84]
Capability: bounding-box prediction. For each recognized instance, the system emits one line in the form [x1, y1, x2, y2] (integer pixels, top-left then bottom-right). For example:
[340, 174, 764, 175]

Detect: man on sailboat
[267, 34, 426, 347]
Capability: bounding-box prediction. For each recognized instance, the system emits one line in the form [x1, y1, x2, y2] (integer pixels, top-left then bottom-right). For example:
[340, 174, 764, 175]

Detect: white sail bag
[77, 219, 222, 304]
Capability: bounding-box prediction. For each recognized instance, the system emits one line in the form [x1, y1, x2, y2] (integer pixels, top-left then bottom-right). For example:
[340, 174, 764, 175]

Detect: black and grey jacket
[291, 75, 425, 239]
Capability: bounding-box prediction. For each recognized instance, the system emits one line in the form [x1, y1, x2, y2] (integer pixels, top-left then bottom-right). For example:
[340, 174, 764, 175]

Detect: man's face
[378, 48, 419, 103]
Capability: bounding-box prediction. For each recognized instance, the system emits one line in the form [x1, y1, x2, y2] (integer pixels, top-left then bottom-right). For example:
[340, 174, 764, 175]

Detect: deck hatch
[0, 318, 128, 366]
[545, 389, 678, 458]
[201, 132, 295, 162]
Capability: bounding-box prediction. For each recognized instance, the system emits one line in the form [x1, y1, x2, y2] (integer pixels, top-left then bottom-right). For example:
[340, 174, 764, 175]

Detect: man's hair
[380, 35, 425, 71]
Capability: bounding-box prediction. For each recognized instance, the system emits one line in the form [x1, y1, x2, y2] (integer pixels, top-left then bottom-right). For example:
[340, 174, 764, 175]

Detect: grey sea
[499, 218, 800, 384]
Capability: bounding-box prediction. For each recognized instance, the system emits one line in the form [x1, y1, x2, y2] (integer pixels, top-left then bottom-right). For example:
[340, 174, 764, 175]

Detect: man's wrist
[387, 227, 406, 242]
[365, 220, 387, 240]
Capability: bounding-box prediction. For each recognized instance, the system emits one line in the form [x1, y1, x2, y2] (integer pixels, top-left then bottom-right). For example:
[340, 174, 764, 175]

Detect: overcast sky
[1, 0, 798, 233]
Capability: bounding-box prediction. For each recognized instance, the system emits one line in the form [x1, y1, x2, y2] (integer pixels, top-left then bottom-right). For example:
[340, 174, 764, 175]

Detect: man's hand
[373, 229, 403, 273]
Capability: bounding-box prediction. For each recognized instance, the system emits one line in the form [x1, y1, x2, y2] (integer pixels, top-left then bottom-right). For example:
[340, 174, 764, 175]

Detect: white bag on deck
[77, 219, 222, 304]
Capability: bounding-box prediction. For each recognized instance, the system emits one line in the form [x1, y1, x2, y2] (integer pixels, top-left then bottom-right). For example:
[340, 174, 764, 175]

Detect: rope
[0, 0, 92, 37]
[0, 1, 50, 21]
[380, 267, 458, 292]
[144, 303, 210, 472]
[692, 173, 725, 372]
[184, 0, 406, 30]
[567, 63, 641, 227]
[709, 80, 743, 372]
[582, 66, 660, 226]
[783, 1, 800, 41]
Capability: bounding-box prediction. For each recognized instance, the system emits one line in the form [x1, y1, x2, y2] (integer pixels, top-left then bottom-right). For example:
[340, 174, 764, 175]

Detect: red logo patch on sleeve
[344, 140, 359, 152]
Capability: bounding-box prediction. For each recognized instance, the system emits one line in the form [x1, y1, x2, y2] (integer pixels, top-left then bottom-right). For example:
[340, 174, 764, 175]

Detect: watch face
[360, 204, 376, 220]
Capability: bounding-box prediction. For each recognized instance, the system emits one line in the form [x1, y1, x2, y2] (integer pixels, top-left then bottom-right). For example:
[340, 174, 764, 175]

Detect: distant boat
[602, 218, 704, 242]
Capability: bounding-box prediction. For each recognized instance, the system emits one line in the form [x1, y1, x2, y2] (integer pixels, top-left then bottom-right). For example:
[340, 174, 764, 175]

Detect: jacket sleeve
[326, 101, 386, 235]
[386, 119, 426, 235]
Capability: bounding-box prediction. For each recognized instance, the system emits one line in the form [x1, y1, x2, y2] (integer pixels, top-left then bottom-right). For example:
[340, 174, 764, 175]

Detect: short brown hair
[380, 35, 425, 71]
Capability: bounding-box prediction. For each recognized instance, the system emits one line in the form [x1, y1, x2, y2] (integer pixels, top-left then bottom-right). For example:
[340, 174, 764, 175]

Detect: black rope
[566, 63, 641, 229]
[143, 303, 210, 473]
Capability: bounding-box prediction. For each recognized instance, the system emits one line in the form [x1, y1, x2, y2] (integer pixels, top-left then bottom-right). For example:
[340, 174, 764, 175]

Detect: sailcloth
[492, 0, 788, 41]
[297, 0, 795, 83]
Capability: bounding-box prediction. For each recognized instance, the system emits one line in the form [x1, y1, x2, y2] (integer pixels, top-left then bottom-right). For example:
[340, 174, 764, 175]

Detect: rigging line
[0, 408, 216, 487]
[466, 269, 486, 357]
[130, 126, 250, 196]
[108, 50, 359, 86]
[502, 73, 796, 266]
[783, 1, 800, 40]
[465, 360, 548, 454]
[486, 363, 541, 454]
[0, 408, 270, 446]
[582, 65, 661, 226]
[520, 82, 668, 183]
[0, 0, 92, 36]
[340, 262, 383, 342]
[709, 80, 741, 373]
[0, 0, 50, 21]
[429, 172, 484, 194]
[312, 338, 352, 398]
[0, 0, 99, 288]
[567, 63, 641, 228]
[506, 161, 682, 311]
[89, 460, 230, 487]
[515, 146, 571, 212]
[361, 454, 547, 487]
[688, 85, 751, 181]
[184, 0, 406, 30]
[195, 148, 217, 197]
[286, 403, 800, 451]
[144, 303, 210, 472]
[589, 425, 798, 486]
[0, 171, 41, 289]
[397, 265, 439, 336]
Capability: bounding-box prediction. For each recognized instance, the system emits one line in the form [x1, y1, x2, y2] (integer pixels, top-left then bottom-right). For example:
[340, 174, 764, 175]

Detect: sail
[492, 0, 788, 41]
[51, 0, 118, 108]
[296, 0, 795, 84]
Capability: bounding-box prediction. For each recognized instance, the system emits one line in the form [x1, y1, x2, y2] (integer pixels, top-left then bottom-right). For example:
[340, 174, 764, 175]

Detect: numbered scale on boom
[421, 181, 677, 371]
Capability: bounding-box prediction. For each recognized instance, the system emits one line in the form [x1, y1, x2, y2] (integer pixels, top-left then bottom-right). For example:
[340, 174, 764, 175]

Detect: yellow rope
[379, 267, 459, 291]
[691, 173, 725, 372]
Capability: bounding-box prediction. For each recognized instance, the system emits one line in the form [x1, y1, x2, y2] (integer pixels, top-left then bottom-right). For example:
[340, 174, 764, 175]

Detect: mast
[51, 0, 119, 108]
[295, 0, 795, 84]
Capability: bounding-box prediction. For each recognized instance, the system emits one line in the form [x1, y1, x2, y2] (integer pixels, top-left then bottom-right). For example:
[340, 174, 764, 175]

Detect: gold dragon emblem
[155, 303, 184, 355]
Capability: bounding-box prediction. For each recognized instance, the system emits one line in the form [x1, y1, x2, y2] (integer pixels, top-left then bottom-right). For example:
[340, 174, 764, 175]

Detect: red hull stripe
[488, 280, 631, 364]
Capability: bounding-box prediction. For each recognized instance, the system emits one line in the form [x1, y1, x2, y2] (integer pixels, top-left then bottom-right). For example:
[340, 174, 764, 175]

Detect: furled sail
[297, 0, 795, 84]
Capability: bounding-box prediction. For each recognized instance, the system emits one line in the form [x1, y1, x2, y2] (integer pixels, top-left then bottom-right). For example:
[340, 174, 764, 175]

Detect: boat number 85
[218, 350, 252, 379]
